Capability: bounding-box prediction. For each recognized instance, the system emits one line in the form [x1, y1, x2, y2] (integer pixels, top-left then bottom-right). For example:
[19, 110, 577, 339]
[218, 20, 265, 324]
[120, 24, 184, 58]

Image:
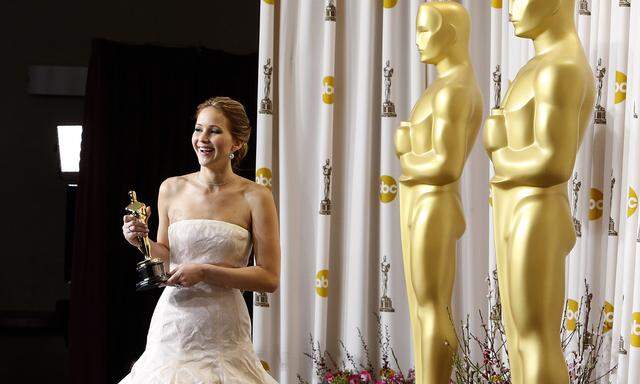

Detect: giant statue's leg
[409, 190, 465, 384]
[399, 184, 422, 377]
[492, 190, 523, 384]
[507, 194, 574, 384]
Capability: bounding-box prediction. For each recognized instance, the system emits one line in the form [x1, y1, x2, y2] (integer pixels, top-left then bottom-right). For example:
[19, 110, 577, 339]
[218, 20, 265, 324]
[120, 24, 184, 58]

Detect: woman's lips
[198, 147, 214, 156]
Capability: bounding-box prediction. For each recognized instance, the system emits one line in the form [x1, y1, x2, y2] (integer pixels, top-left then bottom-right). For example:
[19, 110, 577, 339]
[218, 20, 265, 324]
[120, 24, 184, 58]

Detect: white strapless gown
[119, 219, 277, 384]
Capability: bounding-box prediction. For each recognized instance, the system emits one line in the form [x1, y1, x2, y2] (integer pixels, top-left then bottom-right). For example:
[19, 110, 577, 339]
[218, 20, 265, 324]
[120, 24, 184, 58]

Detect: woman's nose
[197, 133, 211, 143]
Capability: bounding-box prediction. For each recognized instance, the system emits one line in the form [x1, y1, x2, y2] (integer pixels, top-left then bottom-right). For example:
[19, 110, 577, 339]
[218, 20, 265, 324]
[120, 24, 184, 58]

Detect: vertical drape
[615, 0, 640, 381]
[253, 0, 278, 377]
[311, 3, 337, 377]
[605, 1, 632, 380]
[378, 0, 426, 370]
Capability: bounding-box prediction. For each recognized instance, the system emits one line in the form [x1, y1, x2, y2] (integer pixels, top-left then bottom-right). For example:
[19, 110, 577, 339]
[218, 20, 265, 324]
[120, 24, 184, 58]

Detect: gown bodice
[119, 220, 277, 384]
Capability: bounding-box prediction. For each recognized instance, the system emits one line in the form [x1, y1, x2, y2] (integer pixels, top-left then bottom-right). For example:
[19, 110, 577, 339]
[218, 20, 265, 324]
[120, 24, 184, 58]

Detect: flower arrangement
[299, 273, 615, 384]
[449, 272, 616, 384]
[297, 314, 415, 384]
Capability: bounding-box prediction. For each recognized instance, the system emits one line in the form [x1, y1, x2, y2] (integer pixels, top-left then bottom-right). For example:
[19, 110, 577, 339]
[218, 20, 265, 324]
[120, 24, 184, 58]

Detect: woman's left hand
[167, 264, 205, 288]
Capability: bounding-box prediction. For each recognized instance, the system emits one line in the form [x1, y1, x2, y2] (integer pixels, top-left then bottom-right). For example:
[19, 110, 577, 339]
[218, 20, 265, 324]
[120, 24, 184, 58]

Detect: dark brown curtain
[70, 39, 257, 384]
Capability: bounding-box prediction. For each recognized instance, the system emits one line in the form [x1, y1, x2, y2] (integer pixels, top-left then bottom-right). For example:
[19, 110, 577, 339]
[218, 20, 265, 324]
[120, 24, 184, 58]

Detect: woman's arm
[166, 185, 281, 292]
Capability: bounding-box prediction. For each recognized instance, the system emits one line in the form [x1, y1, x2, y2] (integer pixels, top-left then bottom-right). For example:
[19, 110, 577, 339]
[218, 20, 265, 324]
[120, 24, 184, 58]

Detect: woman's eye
[194, 127, 202, 132]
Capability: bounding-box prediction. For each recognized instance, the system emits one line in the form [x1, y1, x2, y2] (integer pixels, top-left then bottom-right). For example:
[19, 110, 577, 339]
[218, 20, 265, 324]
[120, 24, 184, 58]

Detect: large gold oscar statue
[395, 2, 483, 382]
[483, 1, 595, 383]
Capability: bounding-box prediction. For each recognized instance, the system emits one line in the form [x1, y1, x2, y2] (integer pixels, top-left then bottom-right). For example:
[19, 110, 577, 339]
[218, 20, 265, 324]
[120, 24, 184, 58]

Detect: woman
[119, 97, 280, 383]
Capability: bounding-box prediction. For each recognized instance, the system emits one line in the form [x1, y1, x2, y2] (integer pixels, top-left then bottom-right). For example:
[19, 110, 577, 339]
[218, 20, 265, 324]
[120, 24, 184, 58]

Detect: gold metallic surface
[395, 2, 483, 382]
[483, 1, 595, 383]
[125, 190, 153, 260]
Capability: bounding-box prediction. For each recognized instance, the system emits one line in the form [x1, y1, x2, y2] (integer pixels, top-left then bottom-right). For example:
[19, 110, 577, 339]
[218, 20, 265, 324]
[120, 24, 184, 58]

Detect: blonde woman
[119, 97, 280, 383]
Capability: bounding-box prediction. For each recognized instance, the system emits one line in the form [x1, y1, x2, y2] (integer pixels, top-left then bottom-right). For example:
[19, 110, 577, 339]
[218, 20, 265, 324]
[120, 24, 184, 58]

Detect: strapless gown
[119, 219, 277, 384]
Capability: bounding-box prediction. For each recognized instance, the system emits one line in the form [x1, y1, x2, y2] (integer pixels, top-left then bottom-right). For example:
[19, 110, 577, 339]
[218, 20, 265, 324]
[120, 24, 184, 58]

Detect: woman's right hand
[122, 206, 151, 247]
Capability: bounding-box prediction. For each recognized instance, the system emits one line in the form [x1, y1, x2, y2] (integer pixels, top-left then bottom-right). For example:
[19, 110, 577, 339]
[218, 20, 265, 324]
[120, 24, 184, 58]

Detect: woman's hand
[122, 206, 151, 247]
[167, 264, 205, 288]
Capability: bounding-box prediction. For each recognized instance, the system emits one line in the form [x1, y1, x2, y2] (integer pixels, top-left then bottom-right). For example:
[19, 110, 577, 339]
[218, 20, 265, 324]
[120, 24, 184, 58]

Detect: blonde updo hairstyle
[194, 96, 251, 167]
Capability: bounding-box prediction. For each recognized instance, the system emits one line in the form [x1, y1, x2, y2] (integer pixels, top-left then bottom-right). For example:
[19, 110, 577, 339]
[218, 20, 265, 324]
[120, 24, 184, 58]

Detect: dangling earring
[229, 152, 235, 160]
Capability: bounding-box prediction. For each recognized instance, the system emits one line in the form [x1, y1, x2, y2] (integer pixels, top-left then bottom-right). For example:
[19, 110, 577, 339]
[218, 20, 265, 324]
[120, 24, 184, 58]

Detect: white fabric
[252, 0, 278, 376]
[254, 1, 640, 383]
[120, 220, 276, 384]
[378, 0, 425, 371]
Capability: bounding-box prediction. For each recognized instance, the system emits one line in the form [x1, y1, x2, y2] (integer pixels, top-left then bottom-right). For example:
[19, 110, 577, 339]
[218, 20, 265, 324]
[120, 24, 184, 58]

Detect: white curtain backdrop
[252, 1, 640, 383]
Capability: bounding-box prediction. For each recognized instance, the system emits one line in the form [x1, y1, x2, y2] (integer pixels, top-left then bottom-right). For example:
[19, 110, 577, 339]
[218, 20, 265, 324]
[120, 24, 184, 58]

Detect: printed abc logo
[322, 76, 335, 104]
[255, 167, 272, 189]
[589, 188, 603, 220]
[615, 71, 627, 104]
[379, 175, 398, 203]
[565, 299, 579, 331]
[603, 301, 614, 333]
[628, 186, 638, 218]
[631, 312, 640, 348]
[383, 0, 398, 8]
[315, 269, 329, 297]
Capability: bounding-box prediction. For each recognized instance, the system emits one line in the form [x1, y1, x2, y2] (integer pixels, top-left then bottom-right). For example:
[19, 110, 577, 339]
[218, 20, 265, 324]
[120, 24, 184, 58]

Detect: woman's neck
[197, 163, 235, 188]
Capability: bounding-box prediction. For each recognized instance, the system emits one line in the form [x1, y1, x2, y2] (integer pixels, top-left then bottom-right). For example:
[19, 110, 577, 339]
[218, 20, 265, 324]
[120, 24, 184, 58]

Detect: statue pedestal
[594, 106, 606, 125]
[259, 98, 273, 115]
[379, 296, 395, 312]
[382, 101, 397, 117]
[319, 199, 331, 215]
[254, 292, 270, 307]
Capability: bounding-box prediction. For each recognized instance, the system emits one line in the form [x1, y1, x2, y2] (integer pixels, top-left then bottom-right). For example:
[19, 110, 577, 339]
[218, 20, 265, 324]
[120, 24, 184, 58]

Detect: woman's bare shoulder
[160, 173, 195, 197]
[239, 178, 273, 210]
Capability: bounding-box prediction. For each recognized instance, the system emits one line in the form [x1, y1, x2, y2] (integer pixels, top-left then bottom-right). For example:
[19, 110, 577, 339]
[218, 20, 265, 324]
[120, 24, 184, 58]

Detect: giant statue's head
[508, 0, 574, 38]
[416, 2, 470, 64]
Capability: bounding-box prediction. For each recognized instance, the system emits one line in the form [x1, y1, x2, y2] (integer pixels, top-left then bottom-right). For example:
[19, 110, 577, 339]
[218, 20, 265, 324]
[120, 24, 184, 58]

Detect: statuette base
[254, 292, 270, 307]
[379, 296, 395, 312]
[136, 258, 168, 291]
[259, 98, 273, 115]
[382, 101, 397, 118]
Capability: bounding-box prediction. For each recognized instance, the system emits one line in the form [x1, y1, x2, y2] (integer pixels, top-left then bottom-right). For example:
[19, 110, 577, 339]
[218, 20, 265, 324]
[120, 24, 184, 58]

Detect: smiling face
[509, 0, 560, 38]
[192, 107, 240, 168]
[416, 5, 453, 64]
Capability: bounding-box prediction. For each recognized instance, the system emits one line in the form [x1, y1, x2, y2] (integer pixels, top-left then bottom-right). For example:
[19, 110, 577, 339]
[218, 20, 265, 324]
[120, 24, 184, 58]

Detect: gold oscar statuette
[483, 0, 595, 382]
[125, 191, 169, 291]
[395, 2, 483, 382]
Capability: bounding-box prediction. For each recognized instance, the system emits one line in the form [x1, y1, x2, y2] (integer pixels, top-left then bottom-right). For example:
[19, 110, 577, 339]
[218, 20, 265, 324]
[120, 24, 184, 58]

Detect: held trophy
[125, 191, 169, 291]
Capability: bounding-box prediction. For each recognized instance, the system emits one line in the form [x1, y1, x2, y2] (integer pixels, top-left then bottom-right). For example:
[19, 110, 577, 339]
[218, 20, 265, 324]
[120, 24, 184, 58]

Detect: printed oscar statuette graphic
[379, 256, 395, 313]
[396, 2, 483, 383]
[125, 190, 169, 290]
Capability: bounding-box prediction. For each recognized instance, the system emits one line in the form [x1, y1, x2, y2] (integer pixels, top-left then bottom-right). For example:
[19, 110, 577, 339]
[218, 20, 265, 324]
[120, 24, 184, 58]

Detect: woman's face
[192, 107, 238, 168]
